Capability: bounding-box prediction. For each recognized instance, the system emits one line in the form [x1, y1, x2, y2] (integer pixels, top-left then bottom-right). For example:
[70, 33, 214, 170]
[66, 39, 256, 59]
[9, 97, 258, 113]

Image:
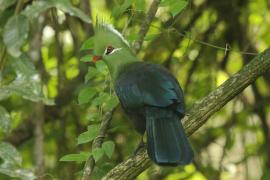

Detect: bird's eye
[105, 46, 115, 55]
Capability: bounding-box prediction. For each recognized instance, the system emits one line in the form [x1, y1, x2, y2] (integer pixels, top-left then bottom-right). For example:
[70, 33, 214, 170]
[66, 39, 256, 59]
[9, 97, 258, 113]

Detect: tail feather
[146, 107, 193, 166]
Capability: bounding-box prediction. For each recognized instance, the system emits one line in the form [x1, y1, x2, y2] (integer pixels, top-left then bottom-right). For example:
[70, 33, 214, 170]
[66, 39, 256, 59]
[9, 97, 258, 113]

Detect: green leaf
[11, 54, 36, 76]
[92, 148, 104, 162]
[144, 34, 159, 41]
[95, 61, 107, 73]
[10, 55, 46, 102]
[87, 113, 100, 122]
[102, 141, 115, 158]
[0, 166, 35, 180]
[22, 0, 91, 23]
[3, 14, 29, 57]
[127, 33, 159, 41]
[77, 124, 99, 144]
[87, 124, 100, 132]
[50, 0, 91, 23]
[80, 55, 93, 62]
[0, 142, 22, 166]
[22, 1, 53, 19]
[161, 0, 188, 17]
[0, 0, 16, 12]
[92, 92, 110, 106]
[78, 87, 97, 104]
[105, 96, 119, 110]
[0, 87, 12, 101]
[0, 142, 35, 179]
[0, 106, 11, 133]
[134, 0, 146, 11]
[112, 0, 133, 18]
[85, 67, 98, 83]
[80, 37, 94, 50]
[127, 34, 139, 41]
[60, 152, 90, 162]
[0, 55, 53, 104]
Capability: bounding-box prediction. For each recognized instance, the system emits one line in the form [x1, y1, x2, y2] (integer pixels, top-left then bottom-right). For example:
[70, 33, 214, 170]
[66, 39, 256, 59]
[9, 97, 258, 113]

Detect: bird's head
[92, 23, 131, 63]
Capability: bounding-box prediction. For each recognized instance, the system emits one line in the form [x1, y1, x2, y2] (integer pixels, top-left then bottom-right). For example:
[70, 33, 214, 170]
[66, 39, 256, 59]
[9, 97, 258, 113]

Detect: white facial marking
[103, 47, 122, 55]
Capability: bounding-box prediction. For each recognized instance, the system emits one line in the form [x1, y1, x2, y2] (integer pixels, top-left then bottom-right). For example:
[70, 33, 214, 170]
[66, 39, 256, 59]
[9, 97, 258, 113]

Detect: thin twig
[131, 17, 259, 56]
[133, 0, 161, 53]
[82, 110, 114, 180]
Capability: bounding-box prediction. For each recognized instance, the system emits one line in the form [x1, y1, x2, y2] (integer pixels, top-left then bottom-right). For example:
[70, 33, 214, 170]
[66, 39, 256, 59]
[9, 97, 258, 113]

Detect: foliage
[0, 0, 269, 179]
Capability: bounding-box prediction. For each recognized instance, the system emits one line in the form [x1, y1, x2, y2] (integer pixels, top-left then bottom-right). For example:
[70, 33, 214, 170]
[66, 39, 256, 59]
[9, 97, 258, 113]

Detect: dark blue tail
[146, 107, 193, 166]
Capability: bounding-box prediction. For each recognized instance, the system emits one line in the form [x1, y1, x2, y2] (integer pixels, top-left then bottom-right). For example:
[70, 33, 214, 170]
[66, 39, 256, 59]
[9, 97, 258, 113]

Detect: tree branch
[102, 47, 270, 180]
[82, 110, 114, 180]
[133, 0, 160, 53]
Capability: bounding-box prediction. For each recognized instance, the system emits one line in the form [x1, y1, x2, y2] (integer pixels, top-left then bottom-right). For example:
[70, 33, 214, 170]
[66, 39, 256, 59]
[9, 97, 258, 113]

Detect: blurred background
[0, 0, 270, 179]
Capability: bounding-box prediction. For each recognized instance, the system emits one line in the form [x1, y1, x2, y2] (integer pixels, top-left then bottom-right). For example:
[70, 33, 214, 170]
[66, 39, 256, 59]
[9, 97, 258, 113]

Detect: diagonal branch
[82, 110, 114, 180]
[133, 0, 161, 53]
[102, 47, 270, 180]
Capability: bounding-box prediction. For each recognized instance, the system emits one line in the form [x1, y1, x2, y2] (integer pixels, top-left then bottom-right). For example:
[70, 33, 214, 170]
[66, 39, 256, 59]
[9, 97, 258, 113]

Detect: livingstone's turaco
[91, 22, 194, 166]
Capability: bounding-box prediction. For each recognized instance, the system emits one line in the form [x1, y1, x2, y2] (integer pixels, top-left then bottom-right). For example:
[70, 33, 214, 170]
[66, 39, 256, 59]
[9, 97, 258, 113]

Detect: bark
[82, 111, 114, 180]
[33, 103, 45, 179]
[133, 0, 161, 53]
[29, 14, 46, 179]
[102, 48, 270, 179]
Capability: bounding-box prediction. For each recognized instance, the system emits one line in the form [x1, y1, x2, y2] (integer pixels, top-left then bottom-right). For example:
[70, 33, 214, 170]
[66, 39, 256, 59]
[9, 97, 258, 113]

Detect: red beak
[92, 55, 102, 63]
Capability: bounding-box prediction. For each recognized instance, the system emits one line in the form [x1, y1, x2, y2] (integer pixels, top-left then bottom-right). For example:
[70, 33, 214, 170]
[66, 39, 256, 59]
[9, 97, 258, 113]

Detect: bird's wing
[115, 63, 185, 115]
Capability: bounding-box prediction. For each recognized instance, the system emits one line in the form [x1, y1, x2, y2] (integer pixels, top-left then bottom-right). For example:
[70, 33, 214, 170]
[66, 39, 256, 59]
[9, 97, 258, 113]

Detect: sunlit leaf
[104, 96, 119, 110]
[60, 152, 91, 162]
[134, 0, 145, 11]
[161, 0, 188, 17]
[127, 34, 139, 41]
[0, 142, 34, 179]
[0, 166, 35, 180]
[51, 0, 91, 23]
[78, 87, 97, 104]
[80, 55, 93, 62]
[112, 0, 133, 18]
[77, 124, 99, 144]
[22, 1, 53, 19]
[85, 67, 98, 83]
[80, 37, 94, 50]
[0, 142, 22, 166]
[0, 106, 11, 133]
[0, 0, 16, 12]
[92, 92, 110, 106]
[0, 88, 12, 101]
[102, 141, 115, 158]
[92, 148, 104, 162]
[9, 55, 44, 102]
[0, 55, 53, 104]
[22, 0, 91, 23]
[3, 14, 29, 57]
[95, 61, 107, 73]
[127, 33, 159, 41]
[144, 34, 159, 41]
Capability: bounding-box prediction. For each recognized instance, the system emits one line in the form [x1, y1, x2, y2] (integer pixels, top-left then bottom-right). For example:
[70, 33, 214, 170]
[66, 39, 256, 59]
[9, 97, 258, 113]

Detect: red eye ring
[105, 46, 115, 55]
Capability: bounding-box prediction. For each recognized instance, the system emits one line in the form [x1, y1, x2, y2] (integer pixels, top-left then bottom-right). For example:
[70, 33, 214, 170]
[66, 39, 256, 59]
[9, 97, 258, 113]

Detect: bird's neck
[104, 51, 139, 81]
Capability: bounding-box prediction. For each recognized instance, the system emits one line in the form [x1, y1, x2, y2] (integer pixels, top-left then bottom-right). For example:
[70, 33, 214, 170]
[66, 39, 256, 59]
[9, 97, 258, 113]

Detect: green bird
[92, 23, 194, 166]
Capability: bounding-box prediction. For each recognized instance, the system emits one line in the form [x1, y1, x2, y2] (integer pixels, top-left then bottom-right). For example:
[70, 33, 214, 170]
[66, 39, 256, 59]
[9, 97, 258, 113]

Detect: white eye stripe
[104, 47, 122, 55]
[109, 48, 122, 54]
